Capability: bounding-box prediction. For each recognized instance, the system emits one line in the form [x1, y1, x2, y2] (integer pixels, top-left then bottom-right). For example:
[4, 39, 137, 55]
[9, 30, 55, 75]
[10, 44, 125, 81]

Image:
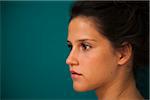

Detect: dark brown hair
[70, 1, 149, 68]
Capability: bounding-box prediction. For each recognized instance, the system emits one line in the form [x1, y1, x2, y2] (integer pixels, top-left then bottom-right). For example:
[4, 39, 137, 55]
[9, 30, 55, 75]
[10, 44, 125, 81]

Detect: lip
[70, 70, 82, 79]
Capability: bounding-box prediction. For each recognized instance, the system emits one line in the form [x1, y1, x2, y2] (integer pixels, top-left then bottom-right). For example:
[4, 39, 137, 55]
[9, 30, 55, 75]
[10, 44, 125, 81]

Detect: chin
[73, 82, 93, 92]
[73, 87, 88, 92]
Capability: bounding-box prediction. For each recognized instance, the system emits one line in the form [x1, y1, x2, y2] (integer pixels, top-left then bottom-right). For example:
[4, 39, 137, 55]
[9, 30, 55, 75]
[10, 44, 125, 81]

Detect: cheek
[79, 49, 118, 87]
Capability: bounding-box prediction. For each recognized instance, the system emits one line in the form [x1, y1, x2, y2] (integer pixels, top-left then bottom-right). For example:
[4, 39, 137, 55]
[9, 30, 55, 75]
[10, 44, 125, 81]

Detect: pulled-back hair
[70, 1, 149, 68]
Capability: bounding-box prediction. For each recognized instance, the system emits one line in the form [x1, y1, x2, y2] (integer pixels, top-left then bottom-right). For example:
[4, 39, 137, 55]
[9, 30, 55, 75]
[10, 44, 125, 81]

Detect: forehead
[69, 16, 96, 33]
[68, 16, 107, 42]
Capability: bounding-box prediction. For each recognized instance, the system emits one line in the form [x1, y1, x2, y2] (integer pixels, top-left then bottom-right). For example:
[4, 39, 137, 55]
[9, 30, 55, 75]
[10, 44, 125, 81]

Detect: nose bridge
[66, 47, 78, 65]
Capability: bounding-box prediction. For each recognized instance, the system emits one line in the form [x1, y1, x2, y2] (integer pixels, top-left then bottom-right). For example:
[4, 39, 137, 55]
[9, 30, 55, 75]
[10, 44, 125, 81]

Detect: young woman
[66, 1, 149, 100]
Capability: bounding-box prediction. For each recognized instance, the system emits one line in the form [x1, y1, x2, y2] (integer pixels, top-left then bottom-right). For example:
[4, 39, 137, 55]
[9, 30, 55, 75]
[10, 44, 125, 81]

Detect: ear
[117, 42, 133, 66]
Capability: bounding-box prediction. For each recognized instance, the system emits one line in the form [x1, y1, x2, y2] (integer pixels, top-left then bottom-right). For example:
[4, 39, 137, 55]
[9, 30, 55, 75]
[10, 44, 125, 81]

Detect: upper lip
[70, 70, 82, 75]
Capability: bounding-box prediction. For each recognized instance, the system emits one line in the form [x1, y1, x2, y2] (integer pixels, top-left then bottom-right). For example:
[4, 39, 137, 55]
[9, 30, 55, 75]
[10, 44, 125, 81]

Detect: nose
[66, 49, 79, 66]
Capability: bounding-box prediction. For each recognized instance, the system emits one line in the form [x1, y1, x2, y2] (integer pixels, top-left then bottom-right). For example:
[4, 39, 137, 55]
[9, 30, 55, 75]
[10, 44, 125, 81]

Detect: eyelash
[67, 44, 72, 51]
[80, 43, 91, 51]
[67, 42, 92, 52]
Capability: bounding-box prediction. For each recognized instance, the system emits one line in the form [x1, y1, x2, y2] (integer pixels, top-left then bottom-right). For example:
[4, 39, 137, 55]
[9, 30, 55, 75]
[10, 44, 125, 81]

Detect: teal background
[0, 1, 148, 100]
[1, 1, 96, 100]
[0, 1, 2, 99]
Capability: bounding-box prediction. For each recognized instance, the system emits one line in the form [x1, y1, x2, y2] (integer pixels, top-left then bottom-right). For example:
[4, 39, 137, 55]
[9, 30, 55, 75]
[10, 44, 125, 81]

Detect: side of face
[66, 16, 120, 92]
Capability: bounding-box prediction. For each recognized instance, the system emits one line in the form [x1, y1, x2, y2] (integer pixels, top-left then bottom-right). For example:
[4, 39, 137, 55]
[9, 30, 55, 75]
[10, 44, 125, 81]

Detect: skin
[66, 16, 143, 100]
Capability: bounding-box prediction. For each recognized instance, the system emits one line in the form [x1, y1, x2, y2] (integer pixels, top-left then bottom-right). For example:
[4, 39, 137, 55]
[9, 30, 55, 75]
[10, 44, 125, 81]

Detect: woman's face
[66, 16, 120, 92]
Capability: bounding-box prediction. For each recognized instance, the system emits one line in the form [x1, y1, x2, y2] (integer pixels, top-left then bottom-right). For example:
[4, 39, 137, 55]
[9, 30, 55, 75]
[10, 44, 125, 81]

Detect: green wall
[1, 1, 96, 100]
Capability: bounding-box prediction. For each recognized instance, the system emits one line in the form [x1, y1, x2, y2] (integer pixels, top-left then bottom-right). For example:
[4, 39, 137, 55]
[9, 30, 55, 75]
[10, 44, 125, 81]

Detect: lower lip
[71, 74, 82, 79]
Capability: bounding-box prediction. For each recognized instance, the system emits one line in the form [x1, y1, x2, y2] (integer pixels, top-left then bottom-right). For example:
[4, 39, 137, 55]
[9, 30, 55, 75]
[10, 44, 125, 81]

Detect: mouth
[71, 70, 82, 75]
[70, 70, 82, 79]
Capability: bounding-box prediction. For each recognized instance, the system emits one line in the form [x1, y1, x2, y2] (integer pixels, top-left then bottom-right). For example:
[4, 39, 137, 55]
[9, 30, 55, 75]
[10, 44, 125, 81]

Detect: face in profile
[66, 16, 120, 92]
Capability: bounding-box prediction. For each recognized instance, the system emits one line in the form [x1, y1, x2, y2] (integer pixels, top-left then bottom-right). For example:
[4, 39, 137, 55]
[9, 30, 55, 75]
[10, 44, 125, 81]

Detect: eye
[80, 42, 91, 51]
[67, 43, 72, 51]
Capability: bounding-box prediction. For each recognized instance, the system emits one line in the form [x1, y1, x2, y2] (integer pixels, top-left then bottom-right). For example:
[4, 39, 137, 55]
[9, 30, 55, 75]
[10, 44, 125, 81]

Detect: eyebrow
[67, 39, 97, 44]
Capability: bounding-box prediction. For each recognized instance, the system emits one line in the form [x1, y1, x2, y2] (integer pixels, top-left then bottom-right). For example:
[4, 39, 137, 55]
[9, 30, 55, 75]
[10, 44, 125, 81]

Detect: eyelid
[81, 41, 92, 46]
[80, 42, 92, 51]
[67, 41, 93, 51]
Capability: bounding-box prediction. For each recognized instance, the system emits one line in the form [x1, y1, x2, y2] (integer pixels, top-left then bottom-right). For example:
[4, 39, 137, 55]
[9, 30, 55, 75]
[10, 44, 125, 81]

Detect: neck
[95, 68, 143, 100]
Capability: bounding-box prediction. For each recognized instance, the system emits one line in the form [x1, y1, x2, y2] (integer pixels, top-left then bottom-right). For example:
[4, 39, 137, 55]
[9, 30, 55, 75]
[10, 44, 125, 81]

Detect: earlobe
[117, 42, 133, 66]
